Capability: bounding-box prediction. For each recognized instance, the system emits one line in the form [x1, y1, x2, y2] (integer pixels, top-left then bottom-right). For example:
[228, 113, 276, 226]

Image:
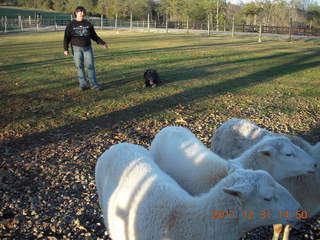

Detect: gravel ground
[1, 112, 319, 240]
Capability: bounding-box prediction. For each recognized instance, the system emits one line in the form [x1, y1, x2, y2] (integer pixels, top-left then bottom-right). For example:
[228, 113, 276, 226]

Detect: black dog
[144, 69, 162, 88]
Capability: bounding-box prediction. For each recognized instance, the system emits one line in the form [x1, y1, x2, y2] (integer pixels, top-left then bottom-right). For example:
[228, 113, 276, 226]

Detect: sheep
[150, 126, 230, 195]
[211, 118, 320, 163]
[272, 165, 320, 240]
[210, 118, 272, 159]
[95, 142, 302, 240]
[150, 126, 316, 196]
[285, 135, 320, 163]
[210, 118, 320, 240]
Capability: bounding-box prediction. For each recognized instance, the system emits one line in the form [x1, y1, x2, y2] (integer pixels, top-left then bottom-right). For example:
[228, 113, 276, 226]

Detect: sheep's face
[233, 170, 302, 234]
[255, 137, 317, 181]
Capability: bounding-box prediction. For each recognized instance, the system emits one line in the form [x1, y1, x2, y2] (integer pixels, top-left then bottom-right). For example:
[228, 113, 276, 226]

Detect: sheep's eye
[264, 197, 272, 201]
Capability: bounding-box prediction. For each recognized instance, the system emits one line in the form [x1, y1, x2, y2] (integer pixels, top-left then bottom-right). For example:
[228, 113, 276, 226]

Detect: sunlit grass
[1, 30, 320, 141]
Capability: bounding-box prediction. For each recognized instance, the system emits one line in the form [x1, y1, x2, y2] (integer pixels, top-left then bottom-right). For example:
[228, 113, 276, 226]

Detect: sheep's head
[245, 136, 317, 181]
[223, 169, 302, 234]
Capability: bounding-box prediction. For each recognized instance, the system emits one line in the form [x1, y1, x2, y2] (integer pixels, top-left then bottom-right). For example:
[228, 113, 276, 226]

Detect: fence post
[54, 15, 57, 31]
[207, 13, 210, 36]
[100, 14, 103, 30]
[130, 12, 133, 31]
[147, 13, 150, 32]
[258, 22, 262, 42]
[288, 17, 292, 41]
[20, 16, 23, 32]
[18, 16, 21, 31]
[4, 16, 7, 33]
[115, 13, 119, 34]
[36, 14, 40, 32]
[19, 16, 24, 31]
[187, 16, 189, 34]
[166, 14, 168, 34]
[232, 16, 235, 37]
[28, 16, 31, 26]
[115, 13, 118, 30]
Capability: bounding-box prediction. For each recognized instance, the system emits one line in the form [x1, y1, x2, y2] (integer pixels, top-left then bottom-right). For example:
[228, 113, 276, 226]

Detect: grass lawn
[0, 30, 320, 146]
[1, 30, 320, 240]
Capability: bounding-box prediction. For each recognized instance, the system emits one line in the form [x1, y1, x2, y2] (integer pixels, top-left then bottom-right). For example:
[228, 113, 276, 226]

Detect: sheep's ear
[223, 187, 242, 197]
[223, 183, 251, 198]
[258, 146, 274, 157]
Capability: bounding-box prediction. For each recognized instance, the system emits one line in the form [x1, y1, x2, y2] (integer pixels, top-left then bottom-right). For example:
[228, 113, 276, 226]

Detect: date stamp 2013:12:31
[211, 210, 309, 220]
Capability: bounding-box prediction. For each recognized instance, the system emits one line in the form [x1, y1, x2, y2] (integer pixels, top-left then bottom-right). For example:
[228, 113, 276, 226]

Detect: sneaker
[80, 86, 90, 91]
[93, 85, 103, 91]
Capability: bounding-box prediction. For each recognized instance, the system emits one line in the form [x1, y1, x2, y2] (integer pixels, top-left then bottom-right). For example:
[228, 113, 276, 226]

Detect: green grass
[1, 31, 320, 142]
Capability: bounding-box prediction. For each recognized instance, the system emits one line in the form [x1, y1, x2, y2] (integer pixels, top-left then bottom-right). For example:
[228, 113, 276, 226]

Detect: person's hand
[64, 50, 69, 56]
[102, 43, 109, 49]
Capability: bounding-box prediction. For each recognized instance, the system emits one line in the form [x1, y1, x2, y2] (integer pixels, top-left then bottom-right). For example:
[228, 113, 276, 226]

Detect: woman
[64, 6, 108, 91]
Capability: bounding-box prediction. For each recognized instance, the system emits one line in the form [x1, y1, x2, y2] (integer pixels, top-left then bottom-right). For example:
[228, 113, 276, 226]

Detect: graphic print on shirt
[73, 25, 90, 37]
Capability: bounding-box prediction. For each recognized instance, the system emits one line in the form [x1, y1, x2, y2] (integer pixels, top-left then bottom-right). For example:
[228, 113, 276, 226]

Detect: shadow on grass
[97, 39, 257, 59]
[6, 43, 300, 96]
[1, 49, 319, 153]
[0, 56, 72, 71]
[0, 38, 257, 73]
[1, 47, 302, 126]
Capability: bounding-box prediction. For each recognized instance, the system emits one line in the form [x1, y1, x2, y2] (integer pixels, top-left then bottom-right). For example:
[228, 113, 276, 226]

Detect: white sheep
[150, 126, 316, 196]
[150, 126, 230, 195]
[272, 167, 320, 240]
[95, 142, 302, 240]
[210, 118, 320, 240]
[286, 135, 320, 163]
[211, 118, 320, 164]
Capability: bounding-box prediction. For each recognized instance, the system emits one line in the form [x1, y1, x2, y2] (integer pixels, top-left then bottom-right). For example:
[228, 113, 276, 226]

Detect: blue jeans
[73, 45, 99, 88]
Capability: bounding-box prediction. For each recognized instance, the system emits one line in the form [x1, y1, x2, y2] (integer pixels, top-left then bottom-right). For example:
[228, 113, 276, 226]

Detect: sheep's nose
[307, 165, 317, 175]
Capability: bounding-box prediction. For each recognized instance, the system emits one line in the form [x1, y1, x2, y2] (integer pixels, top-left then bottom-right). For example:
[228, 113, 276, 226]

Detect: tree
[121, 0, 150, 20]
[96, 0, 108, 15]
[305, 5, 320, 28]
[241, 2, 263, 25]
[159, 0, 182, 21]
[54, 0, 69, 12]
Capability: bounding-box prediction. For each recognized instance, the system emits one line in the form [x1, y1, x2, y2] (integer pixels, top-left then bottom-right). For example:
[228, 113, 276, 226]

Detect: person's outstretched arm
[90, 24, 108, 48]
[64, 23, 72, 55]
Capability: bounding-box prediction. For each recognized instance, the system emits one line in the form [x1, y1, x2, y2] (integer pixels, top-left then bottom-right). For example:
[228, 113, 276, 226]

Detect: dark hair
[74, 6, 86, 17]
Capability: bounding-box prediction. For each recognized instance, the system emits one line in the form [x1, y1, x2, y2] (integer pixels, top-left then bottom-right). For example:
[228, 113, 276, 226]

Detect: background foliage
[1, 0, 320, 28]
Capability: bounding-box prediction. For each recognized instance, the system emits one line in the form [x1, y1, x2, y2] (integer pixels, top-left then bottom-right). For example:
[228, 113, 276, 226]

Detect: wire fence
[1, 15, 320, 37]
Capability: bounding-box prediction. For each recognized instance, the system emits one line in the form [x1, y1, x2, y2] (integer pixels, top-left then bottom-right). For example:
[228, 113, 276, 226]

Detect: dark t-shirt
[63, 19, 105, 51]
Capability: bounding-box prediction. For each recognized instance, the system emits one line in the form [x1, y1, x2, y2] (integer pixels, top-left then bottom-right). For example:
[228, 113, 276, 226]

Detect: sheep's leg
[272, 224, 283, 240]
[281, 224, 292, 240]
